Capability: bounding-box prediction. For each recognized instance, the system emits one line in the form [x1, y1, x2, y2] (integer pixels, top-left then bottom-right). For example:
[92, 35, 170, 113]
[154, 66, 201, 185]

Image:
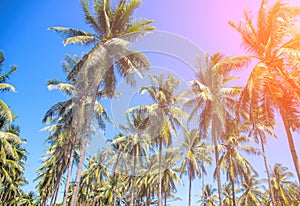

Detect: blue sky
[1, 0, 300, 205]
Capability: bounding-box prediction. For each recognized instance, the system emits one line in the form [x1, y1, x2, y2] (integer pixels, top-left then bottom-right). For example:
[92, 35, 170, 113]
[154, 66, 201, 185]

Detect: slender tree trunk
[164, 190, 167, 206]
[113, 152, 122, 206]
[52, 182, 60, 206]
[280, 110, 300, 184]
[50, 168, 64, 206]
[229, 175, 236, 206]
[146, 186, 150, 206]
[158, 137, 163, 206]
[201, 164, 205, 206]
[188, 175, 192, 206]
[130, 154, 137, 206]
[214, 144, 223, 206]
[70, 89, 98, 205]
[62, 148, 75, 206]
[258, 130, 276, 206]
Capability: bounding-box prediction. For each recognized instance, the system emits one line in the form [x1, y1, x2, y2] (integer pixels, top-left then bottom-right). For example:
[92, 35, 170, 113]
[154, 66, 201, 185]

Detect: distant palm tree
[229, 0, 300, 184]
[185, 52, 248, 205]
[113, 108, 152, 206]
[197, 184, 218, 206]
[238, 175, 265, 205]
[271, 163, 300, 205]
[219, 118, 259, 206]
[132, 74, 186, 206]
[179, 129, 201, 206]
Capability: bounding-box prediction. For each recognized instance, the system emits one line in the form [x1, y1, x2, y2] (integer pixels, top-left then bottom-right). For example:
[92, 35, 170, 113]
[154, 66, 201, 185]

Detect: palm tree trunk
[62, 148, 74, 206]
[113, 152, 122, 206]
[70, 91, 98, 205]
[201, 165, 205, 206]
[229, 175, 236, 206]
[280, 110, 300, 184]
[214, 144, 223, 206]
[130, 154, 137, 206]
[51, 168, 64, 206]
[158, 137, 163, 206]
[188, 175, 192, 206]
[258, 130, 276, 206]
[146, 186, 150, 206]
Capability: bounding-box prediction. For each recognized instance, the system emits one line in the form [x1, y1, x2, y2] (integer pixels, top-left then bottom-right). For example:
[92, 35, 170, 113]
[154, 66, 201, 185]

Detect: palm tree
[179, 129, 201, 206]
[197, 141, 213, 206]
[37, 55, 111, 206]
[0, 51, 16, 122]
[131, 74, 186, 206]
[0, 124, 26, 205]
[184, 52, 248, 205]
[271, 163, 300, 205]
[197, 184, 218, 206]
[229, 0, 300, 184]
[238, 175, 265, 205]
[0, 52, 26, 205]
[112, 108, 152, 206]
[49, 1, 154, 203]
[218, 117, 259, 206]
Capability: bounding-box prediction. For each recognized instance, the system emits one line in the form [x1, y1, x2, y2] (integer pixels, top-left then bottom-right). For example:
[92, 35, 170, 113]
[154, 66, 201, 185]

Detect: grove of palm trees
[0, 0, 300, 205]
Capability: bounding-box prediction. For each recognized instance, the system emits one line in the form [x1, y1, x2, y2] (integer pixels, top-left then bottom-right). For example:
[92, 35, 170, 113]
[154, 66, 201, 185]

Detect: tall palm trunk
[50, 168, 64, 206]
[158, 137, 163, 206]
[146, 186, 151, 206]
[113, 152, 122, 206]
[62, 147, 75, 206]
[214, 144, 223, 206]
[229, 175, 236, 206]
[70, 46, 108, 205]
[280, 109, 300, 184]
[70, 84, 100, 205]
[201, 164, 205, 206]
[130, 153, 137, 206]
[258, 130, 276, 206]
[188, 175, 192, 206]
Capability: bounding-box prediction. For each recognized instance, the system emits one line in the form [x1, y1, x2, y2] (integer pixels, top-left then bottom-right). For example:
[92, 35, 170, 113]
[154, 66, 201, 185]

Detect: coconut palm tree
[179, 129, 201, 206]
[49, 1, 154, 203]
[112, 108, 152, 206]
[229, 0, 300, 184]
[0, 52, 26, 205]
[271, 163, 300, 205]
[238, 175, 265, 205]
[130, 74, 186, 206]
[0, 124, 26, 206]
[196, 184, 218, 206]
[36, 55, 111, 206]
[0, 51, 16, 122]
[184, 52, 248, 205]
[218, 117, 259, 206]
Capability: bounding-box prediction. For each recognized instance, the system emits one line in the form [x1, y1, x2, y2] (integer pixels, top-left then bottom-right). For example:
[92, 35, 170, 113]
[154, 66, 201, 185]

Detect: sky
[0, 0, 300, 205]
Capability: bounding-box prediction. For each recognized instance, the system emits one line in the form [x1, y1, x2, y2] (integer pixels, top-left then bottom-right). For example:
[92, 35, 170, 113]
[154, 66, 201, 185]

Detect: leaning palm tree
[49, 1, 154, 203]
[129, 74, 186, 206]
[229, 0, 300, 184]
[184, 52, 248, 205]
[37, 54, 111, 206]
